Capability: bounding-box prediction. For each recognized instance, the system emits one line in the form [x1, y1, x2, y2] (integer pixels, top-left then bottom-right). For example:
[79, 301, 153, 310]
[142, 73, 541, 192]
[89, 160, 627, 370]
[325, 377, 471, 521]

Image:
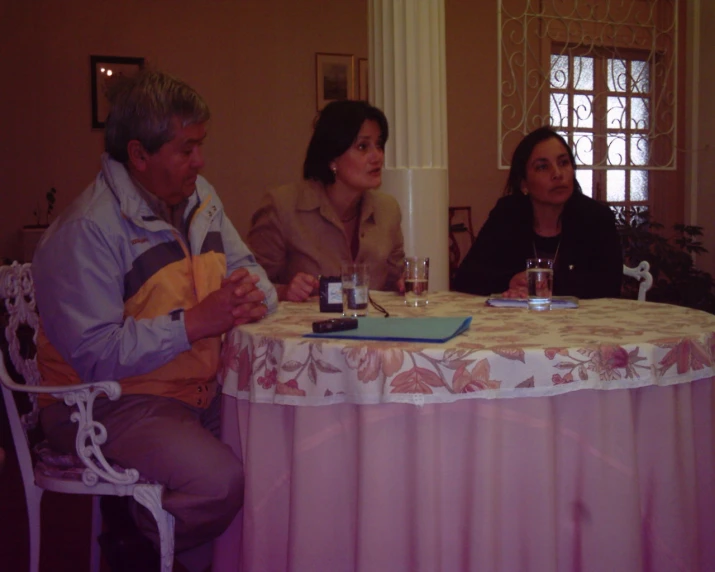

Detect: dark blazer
[454, 193, 623, 299]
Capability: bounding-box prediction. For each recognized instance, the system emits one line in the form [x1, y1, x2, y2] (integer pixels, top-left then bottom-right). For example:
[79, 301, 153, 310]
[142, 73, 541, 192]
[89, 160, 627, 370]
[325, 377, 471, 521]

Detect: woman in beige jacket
[248, 100, 405, 302]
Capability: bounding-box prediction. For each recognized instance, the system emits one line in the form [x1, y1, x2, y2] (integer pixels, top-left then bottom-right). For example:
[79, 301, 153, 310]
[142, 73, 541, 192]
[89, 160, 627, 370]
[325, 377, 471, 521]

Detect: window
[498, 0, 680, 221]
[549, 50, 652, 213]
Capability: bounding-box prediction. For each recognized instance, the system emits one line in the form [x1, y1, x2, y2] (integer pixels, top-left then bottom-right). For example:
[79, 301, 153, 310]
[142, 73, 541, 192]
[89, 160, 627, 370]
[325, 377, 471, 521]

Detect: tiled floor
[1, 420, 97, 571]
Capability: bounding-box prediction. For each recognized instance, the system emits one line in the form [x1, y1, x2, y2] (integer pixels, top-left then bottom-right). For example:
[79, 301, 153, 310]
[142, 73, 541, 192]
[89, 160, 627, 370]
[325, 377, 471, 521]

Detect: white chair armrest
[2, 378, 140, 486]
[0, 377, 121, 399]
[622, 261, 653, 301]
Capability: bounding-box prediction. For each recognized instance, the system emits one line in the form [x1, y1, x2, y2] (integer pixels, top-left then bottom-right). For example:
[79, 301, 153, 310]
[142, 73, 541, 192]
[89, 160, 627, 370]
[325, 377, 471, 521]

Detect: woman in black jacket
[454, 127, 623, 299]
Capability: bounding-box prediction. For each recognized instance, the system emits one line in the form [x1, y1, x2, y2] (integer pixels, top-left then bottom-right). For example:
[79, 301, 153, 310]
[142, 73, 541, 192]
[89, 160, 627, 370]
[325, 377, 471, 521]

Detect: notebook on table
[485, 295, 579, 309]
[304, 316, 472, 343]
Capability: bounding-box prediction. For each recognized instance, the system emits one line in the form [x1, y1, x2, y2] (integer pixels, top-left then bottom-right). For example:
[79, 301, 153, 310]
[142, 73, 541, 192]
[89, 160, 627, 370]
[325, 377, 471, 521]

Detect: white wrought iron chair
[623, 260, 653, 302]
[0, 261, 175, 572]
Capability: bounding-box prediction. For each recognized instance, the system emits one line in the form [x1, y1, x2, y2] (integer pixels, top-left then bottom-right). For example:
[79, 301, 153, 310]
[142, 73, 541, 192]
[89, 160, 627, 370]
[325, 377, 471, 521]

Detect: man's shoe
[99, 496, 160, 572]
[98, 529, 160, 572]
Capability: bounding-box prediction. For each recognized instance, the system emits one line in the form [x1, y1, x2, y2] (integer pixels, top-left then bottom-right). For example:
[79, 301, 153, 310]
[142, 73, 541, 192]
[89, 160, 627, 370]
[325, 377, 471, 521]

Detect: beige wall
[445, 1, 505, 230]
[0, 1, 709, 273]
[0, 0, 371, 258]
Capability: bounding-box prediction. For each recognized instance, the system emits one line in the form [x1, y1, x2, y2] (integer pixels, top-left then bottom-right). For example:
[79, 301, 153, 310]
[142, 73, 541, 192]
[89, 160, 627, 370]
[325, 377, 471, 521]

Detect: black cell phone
[312, 317, 358, 333]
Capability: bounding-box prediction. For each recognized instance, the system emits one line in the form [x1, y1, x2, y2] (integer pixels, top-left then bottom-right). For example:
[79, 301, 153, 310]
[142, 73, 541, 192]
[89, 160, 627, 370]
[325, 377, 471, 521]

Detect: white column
[369, 0, 450, 291]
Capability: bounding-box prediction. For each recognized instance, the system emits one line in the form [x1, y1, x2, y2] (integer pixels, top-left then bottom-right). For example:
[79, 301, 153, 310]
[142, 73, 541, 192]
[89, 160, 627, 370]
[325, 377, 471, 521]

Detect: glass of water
[526, 258, 554, 311]
[404, 256, 429, 306]
[341, 263, 370, 317]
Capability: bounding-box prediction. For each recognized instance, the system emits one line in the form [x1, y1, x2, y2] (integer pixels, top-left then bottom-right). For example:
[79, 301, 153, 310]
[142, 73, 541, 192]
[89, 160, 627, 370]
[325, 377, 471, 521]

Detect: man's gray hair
[104, 69, 210, 163]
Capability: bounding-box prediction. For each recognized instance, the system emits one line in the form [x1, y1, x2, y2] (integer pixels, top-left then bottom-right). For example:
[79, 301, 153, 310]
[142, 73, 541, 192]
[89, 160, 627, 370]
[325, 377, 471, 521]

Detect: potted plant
[27, 187, 57, 229]
[21, 187, 57, 262]
[616, 207, 715, 314]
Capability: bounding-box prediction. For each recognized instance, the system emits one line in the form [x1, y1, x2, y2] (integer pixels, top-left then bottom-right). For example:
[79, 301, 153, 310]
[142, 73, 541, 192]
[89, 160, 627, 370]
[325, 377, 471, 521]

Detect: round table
[214, 293, 715, 572]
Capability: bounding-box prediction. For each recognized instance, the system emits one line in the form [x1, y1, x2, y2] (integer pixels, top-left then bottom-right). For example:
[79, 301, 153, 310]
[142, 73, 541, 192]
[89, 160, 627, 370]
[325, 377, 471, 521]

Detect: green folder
[304, 316, 472, 343]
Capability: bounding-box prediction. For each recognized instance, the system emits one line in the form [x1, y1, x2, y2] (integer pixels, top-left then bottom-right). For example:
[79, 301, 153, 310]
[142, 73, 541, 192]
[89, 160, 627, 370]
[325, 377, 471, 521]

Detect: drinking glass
[526, 258, 554, 311]
[341, 263, 370, 317]
[403, 257, 429, 306]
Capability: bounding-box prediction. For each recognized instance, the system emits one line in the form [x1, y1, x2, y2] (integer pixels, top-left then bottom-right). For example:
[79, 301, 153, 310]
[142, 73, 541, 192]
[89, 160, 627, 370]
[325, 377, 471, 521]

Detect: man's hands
[502, 271, 528, 299]
[184, 268, 268, 343]
[278, 272, 319, 302]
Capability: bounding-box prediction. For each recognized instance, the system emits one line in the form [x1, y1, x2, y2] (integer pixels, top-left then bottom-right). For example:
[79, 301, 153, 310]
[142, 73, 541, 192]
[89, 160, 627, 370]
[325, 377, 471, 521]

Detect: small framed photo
[315, 52, 354, 111]
[90, 55, 145, 129]
[319, 275, 343, 313]
[358, 58, 368, 101]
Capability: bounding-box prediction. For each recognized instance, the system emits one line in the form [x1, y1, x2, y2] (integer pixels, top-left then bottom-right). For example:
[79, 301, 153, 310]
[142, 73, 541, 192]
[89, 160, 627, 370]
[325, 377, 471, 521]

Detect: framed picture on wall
[315, 53, 354, 111]
[90, 55, 145, 129]
[358, 58, 368, 100]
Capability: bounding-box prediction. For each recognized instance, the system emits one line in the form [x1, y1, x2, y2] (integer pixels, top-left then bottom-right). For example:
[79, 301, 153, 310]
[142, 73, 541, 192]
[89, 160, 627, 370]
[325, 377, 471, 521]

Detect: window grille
[498, 0, 678, 183]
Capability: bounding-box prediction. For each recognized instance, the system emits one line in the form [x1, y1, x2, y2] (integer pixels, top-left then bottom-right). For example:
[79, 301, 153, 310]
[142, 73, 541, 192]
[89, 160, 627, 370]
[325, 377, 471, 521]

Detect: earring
[522, 188, 529, 195]
[331, 166, 337, 174]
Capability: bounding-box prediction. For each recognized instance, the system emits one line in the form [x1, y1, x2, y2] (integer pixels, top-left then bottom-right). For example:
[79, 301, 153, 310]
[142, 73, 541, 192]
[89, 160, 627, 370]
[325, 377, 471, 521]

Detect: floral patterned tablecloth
[219, 291, 715, 405]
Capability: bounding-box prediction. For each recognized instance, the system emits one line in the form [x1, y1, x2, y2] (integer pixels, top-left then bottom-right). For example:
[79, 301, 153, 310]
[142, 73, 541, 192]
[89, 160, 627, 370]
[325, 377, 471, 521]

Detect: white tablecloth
[220, 292, 715, 403]
[214, 294, 715, 572]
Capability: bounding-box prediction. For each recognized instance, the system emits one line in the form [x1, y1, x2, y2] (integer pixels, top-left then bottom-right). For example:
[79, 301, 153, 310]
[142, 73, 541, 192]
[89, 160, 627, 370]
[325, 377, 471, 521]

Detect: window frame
[548, 45, 654, 213]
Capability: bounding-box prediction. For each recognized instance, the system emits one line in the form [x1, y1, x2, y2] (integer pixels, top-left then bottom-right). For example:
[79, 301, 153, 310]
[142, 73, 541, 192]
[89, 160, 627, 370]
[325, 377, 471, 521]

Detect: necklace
[532, 235, 561, 265]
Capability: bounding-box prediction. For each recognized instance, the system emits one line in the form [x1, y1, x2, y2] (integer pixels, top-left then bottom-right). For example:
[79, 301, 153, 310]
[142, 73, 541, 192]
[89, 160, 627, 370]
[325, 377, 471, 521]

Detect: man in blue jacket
[33, 69, 277, 571]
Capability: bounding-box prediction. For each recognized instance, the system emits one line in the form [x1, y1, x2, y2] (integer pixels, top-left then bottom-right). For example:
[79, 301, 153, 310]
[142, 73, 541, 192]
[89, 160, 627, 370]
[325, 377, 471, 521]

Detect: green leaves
[32, 187, 58, 226]
[616, 206, 715, 314]
[46, 187, 57, 217]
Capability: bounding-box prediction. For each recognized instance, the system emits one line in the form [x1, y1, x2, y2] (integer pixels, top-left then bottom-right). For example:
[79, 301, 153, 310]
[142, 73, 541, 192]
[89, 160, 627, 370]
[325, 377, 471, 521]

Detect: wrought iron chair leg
[132, 484, 176, 572]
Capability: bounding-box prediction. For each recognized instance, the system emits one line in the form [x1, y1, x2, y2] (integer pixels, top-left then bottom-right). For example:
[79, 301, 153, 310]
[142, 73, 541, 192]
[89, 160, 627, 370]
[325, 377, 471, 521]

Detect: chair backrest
[449, 206, 476, 290]
[623, 260, 653, 301]
[1, 262, 175, 572]
[0, 261, 42, 488]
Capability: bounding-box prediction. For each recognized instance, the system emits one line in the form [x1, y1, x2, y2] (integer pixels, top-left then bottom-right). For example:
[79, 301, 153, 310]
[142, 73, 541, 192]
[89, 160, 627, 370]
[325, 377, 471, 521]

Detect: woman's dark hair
[503, 126, 582, 196]
[303, 100, 389, 185]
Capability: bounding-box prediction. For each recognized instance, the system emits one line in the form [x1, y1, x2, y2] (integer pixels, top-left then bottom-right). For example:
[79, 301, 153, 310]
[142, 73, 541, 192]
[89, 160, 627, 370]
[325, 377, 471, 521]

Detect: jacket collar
[296, 179, 377, 225]
[100, 152, 204, 228]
